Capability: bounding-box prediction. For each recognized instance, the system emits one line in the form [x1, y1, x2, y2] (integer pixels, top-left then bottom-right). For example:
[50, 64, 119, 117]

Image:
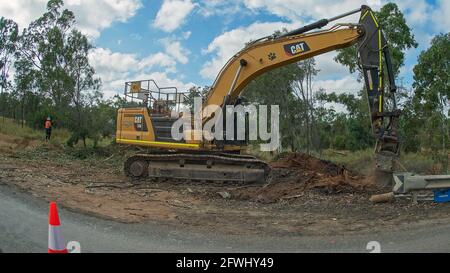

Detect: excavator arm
[203, 5, 400, 171]
[358, 7, 401, 171]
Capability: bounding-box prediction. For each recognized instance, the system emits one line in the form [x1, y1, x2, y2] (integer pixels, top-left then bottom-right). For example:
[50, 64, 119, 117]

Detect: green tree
[316, 91, 374, 151]
[64, 30, 101, 147]
[413, 33, 449, 112]
[0, 17, 18, 92]
[16, 0, 76, 115]
[291, 59, 320, 153]
[0, 17, 18, 121]
[411, 33, 449, 159]
[244, 63, 300, 151]
[243, 30, 301, 152]
[12, 0, 104, 147]
[184, 86, 210, 111]
[13, 58, 37, 127]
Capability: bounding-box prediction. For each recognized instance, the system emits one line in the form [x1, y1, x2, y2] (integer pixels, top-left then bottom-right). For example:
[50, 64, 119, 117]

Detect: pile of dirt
[230, 153, 374, 203]
[271, 152, 345, 173]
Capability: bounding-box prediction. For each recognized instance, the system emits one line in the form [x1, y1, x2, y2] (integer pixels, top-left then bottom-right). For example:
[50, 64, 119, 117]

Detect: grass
[0, 117, 122, 166]
[320, 149, 448, 175]
[0, 117, 70, 145]
[0, 117, 114, 147]
[401, 151, 449, 175]
[321, 149, 374, 173]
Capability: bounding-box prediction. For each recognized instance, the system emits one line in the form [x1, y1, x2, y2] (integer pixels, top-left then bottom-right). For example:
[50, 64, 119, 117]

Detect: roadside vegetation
[0, 117, 126, 172]
[0, 116, 70, 144]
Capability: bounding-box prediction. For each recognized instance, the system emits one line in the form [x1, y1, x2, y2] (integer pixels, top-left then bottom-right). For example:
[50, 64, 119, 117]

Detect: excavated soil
[231, 153, 374, 204]
[1, 137, 450, 236]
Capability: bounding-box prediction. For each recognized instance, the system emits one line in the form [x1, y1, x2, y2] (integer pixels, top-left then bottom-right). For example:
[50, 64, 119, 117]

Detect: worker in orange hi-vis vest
[45, 117, 52, 142]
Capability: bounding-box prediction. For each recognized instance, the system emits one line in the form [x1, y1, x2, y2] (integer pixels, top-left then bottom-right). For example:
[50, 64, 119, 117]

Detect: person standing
[45, 117, 52, 142]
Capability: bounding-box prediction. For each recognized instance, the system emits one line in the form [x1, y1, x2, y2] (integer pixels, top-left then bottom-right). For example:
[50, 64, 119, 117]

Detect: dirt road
[2, 182, 450, 253]
[1, 134, 450, 246]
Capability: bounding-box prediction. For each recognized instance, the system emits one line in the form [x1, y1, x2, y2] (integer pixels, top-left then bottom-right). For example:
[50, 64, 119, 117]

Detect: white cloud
[182, 31, 192, 39]
[395, 0, 432, 27]
[243, 0, 382, 22]
[432, 0, 450, 33]
[160, 38, 190, 64]
[153, 0, 196, 32]
[240, 0, 446, 38]
[89, 48, 139, 74]
[314, 52, 350, 80]
[66, 0, 142, 38]
[200, 21, 301, 79]
[130, 33, 143, 41]
[197, 0, 247, 18]
[240, 0, 448, 35]
[313, 76, 362, 112]
[367, 0, 449, 34]
[89, 48, 193, 98]
[138, 52, 178, 71]
[0, 0, 48, 29]
[0, 0, 142, 38]
[313, 75, 361, 95]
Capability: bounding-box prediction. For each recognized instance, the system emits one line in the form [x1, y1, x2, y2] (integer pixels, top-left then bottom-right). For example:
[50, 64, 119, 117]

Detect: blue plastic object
[434, 189, 450, 203]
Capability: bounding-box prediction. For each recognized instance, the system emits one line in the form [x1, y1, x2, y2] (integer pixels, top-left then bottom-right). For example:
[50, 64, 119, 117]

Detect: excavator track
[124, 153, 271, 184]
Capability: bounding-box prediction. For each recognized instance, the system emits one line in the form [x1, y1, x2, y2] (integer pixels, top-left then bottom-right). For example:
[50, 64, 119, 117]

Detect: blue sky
[1, 0, 449, 98]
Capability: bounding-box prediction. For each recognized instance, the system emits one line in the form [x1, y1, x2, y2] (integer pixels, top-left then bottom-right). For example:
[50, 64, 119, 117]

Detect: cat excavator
[116, 5, 400, 183]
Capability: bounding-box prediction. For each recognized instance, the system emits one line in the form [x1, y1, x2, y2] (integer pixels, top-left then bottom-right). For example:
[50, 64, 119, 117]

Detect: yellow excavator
[116, 5, 400, 183]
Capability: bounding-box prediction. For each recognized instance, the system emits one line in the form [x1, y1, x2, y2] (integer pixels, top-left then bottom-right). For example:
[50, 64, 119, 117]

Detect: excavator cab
[116, 80, 189, 145]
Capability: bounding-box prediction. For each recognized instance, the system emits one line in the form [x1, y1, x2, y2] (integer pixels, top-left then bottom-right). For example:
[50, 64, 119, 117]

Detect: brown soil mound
[271, 153, 345, 175]
[231, 153, 374, 203]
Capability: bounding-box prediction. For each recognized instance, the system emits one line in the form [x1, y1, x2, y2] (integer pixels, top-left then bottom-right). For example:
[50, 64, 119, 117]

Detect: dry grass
[319, 149, 449, 175]
[0, 117, 112, 148]
[0, 117, 70, 144]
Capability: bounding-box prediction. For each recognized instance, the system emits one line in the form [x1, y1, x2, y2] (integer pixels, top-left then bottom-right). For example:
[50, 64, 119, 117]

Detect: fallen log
[370, 192, 395, 204]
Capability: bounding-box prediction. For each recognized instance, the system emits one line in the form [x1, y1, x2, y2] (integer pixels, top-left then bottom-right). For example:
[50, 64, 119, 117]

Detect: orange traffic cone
[48, 202, 68, 253]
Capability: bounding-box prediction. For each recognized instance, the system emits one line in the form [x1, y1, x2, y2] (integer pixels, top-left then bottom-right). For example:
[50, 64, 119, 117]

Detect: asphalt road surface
[1, 183, 449, 253]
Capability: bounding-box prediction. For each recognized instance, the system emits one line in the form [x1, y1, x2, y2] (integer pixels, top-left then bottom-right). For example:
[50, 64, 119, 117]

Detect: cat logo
[134, 114, 147, 132]
[284, 42, 311, 56]
[134, 115, 143, 125]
